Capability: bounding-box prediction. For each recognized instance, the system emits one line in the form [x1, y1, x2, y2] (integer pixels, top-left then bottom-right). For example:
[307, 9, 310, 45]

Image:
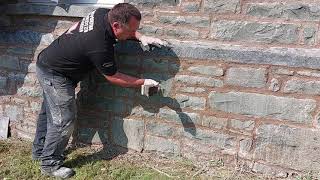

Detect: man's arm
[104, 72, 144, 88]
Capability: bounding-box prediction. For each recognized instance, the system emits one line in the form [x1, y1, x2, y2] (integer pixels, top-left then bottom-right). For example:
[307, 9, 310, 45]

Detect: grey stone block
[146, 122, 180, 137]
[188, 65, 224, 76]
[230, 119, 255, 132]
[4, 105, 23, 122]
[166, 28, 199, 39]
[17, 86, 42, 97]
[0, 55, 20, 70]
[144, 135, 180, 155]
[211, 20, 299, 44]
[112, 117, 144, 152]
[0, 30, 54, 45]
[209, 91, 316, 124]
[297, 70, 320, 78]
[175, 75, 223, 87]
[7, 47, 33, 55]
[179, 87, 205, 93]
[269, 78, 280, 92]
[115, 40, 320, 70]
[271, 67, 294, 76]
[158, 15, 210, 28]
[130, 106, 156, 117]
[175, 94, 206, 110]
[239, 138, 253, 158]
[204, 0, 240, 14]
[139, 25, 164, 36]
[246, 3, 320, 21]
[128, 0, 179, 7]
[225, 67, 267, 88]
[254, 124, 320, 171]
[6, 3, 97, 18]
[303, 26, 316, 45]
[0, 116, 9, 139]
[0, 76, 7, 89]
[158, 108, 201, 125]
[252, 162, 289, 178]
[181, 2, 200, 12]
[142, 58, 168, 72]
[77, 128, 109, 144]
[184, 128, 237, 151]
[202, 116, 228, 129]
[284, 78, 320, 95]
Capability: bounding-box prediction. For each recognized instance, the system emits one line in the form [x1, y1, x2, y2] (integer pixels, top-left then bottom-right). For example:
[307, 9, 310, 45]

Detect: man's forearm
[105, 72, 144, 88]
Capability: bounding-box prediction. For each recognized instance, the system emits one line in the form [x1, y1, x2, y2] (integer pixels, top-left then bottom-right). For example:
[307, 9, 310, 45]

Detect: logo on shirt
[79, 10, 95, 33]
[102, 62, 114, 68]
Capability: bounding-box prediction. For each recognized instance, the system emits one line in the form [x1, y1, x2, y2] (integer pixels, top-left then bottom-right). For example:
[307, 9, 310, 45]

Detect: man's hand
[141, 79, 160, 97]
[143, 79, 159, 86]
[139, 35, 168, 48]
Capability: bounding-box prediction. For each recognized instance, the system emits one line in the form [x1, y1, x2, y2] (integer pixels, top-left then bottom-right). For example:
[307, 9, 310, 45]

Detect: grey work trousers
[32, 65, 76, 171]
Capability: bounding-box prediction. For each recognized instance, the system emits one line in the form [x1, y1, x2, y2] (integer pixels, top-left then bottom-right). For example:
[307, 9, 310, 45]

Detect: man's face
[112, 17, 140, 41]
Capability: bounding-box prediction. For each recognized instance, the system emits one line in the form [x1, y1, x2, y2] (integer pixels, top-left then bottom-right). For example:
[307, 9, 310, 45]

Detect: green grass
[0, 139, 274, 180]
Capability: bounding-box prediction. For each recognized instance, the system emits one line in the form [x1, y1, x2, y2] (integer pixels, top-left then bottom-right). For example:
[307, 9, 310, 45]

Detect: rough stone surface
[77, 128, 109, 144]
[0, 76, 7, 89]
[303, 26, 316, 45]
[158, 108, 201, 125]
[130, 106, 156, 117]
[179, 87, 205, 93]
[203, 0, 240, 14]
[202, 116, 228, 129]
[139, 25, 164, 36]
[211, 21, 299, 44]
[175, 75, 223, 87]
[255, 124, 320, 171]
[115, 40, 320, 70]
[252, 162, 289, 178]
[6, 3, 97, 17]
[166, 28, 199, 39]
[0, 30, 54, 45]
[146, 122, 180, 137]
[284, 78, 320, 95]
[175, 94, 206, 110]
[128, 0, 179, 7]
[272, 68, 294, 76]
[246, 3, 320, 21]
[225, 67, 267, 88]
[230, 119, 255, 133]
[0, 55, 20, 70]
[4, 105, 23, 122]
[158, 15, 210, 28]
[181, 2, 200, 12]
[188, 65, 224, 76]
[111, 118, 144, 152]
[144, 135, 180, 155]
[239, 138, 253, 158]
[184, 128, 237, 153]
[297, 70, 320, 78]
[269, 78, 280, 92]
[17, 86, 42, 97]
[209, 91, 316, 124]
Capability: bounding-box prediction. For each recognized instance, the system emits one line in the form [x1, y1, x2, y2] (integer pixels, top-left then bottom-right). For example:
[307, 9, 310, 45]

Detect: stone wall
[2, 0, 320, 177]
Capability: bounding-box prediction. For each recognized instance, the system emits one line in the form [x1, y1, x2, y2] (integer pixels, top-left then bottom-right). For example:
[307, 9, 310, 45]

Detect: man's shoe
[41, 167, 75, 179]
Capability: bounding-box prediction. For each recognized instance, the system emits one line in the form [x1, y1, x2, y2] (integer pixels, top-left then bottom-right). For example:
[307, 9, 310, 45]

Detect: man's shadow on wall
[66, 41, 197, 168]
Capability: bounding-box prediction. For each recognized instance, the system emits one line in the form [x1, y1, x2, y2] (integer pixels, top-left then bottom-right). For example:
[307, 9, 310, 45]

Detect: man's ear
[112, 22, 121, 30]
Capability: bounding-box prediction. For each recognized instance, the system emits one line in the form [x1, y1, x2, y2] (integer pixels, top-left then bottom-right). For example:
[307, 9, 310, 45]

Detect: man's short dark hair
[108, 3, 141, 25]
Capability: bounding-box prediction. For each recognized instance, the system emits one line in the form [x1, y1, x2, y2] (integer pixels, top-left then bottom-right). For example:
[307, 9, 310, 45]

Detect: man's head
[108, 3, 141, 41]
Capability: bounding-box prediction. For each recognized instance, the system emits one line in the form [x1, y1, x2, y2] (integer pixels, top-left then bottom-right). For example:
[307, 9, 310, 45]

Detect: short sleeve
[88, 50, 117, 76]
